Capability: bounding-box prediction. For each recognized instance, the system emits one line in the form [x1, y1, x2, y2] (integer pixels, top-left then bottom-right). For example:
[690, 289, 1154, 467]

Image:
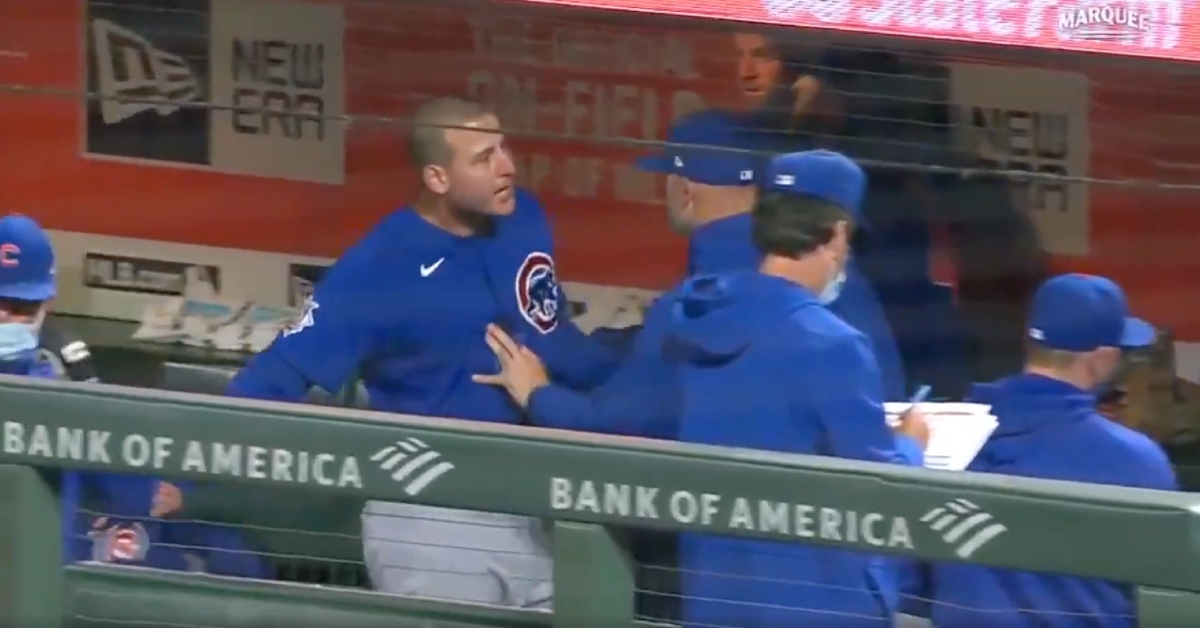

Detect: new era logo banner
[90, 20, 201, 125]
[209, 0, 346, 184]
[82, 0, 345, 184]
[84, 0, 211, 164]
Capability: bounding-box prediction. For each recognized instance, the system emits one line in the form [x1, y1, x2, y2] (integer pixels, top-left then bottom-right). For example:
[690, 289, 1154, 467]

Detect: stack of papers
[133, 298, 297, 353]
[884, 402, 998, 471]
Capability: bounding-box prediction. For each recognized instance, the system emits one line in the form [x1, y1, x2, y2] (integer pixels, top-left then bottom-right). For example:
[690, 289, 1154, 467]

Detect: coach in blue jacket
[927, 273, 1176, 628]
[478, 110, 904, 438]
[659, 151, 926, 628]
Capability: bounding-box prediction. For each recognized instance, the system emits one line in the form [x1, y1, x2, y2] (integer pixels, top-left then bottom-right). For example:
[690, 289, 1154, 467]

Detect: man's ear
[832, 219, 851, 248]
[422, 164, 450, 195]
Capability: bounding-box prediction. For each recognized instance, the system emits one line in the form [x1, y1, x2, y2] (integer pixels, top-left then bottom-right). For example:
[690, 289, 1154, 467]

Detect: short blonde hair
[407, 97, 491, 167]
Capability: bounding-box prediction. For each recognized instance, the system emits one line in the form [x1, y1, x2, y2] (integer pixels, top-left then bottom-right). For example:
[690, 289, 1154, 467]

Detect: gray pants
[361, 501, 553, 609]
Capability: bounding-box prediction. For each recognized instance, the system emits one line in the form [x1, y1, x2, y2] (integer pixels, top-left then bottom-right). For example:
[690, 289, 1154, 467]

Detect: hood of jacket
[665, 271, 817, 366]
[968, 373, 1096, 469]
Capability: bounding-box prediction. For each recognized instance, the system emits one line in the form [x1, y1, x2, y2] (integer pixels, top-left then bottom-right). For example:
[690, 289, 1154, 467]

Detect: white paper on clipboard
[885, 402, 999, 471]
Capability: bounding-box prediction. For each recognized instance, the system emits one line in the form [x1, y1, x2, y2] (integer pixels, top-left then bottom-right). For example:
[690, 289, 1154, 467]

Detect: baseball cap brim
[635, 155, 673, 174]
[1119, 316, 1156, 348]
[0, 280, 55, 302]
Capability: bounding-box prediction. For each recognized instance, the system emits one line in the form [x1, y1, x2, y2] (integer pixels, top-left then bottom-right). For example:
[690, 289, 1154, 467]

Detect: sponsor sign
[83, 0, 345, 183]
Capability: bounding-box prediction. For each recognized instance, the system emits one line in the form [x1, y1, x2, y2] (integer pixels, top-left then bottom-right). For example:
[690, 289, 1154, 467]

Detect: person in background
[229, 96, 620, 608]
[926, 273, 1176, 628]
[660, 151, 926, 628]
[730, 32, 1016, 398]
[0, 214, 263, 577]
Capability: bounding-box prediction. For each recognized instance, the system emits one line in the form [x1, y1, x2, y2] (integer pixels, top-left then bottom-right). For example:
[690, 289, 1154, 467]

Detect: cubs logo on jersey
[515, 252, 560, 334]
[91, 521, 150, 563]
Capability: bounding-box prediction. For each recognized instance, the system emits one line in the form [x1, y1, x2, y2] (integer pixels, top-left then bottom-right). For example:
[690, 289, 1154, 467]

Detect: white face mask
[817, 269, 847, 305]
[0, 309, 44, 360]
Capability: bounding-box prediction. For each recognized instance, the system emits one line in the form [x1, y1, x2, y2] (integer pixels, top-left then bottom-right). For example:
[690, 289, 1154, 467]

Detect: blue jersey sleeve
[229, 270, 381, 399]
[513, 190, 619, 389]
[804, 331, 920, 466]
[527, 303, 676, 438]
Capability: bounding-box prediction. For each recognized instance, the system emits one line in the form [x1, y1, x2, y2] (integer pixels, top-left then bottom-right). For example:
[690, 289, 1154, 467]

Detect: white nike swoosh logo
[420, 258, 445, 277]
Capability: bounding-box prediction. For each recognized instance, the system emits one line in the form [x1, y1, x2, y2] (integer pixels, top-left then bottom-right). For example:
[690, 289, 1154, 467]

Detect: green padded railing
[0, 375, 1197, 626]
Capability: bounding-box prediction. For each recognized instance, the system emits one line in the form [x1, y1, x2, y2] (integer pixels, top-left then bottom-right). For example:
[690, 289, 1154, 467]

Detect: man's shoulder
[1071, 415, 1175, 488]
[323, 209, 424, 290]
[786, 300, 866, 347]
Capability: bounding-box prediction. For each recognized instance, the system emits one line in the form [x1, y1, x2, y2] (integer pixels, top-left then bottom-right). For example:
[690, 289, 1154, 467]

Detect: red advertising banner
[516, 0, 1197, 63]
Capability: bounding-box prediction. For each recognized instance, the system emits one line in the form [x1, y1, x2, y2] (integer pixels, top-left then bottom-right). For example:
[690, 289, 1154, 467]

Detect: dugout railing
[0, 375, 1198, 626]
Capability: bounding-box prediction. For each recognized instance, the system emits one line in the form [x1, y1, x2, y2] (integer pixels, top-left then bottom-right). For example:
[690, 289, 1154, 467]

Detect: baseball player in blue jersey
[0, 215, 263, 577]
[229, 97, 618, 607]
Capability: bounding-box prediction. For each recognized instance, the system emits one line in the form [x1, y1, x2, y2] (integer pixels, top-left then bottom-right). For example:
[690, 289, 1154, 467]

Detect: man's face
[824, 220, 852, 278]
[665, 174, 695, 234]
[733, 33, 783, 109]
[441, 114, 517, 215]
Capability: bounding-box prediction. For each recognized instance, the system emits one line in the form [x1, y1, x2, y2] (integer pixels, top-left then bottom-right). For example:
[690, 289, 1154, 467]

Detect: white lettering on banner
[208, 0, 345, 185]
[465, 17, 707, 204]
[549, 477, 915, 549]
[759, 0, 1180, 50]
[949, 64, 1090, 257]
[2, 421, 363, 489]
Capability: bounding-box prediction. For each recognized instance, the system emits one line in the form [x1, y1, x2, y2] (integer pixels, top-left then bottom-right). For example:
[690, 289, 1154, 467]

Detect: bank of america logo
[90, 18, 201, 124]
[920, 498, 1008, 559]
[370, 438, 455, 496]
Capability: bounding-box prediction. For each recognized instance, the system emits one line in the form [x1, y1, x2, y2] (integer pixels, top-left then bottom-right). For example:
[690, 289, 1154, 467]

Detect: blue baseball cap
[636, 109, 761, 187]
[762, 150, 866, 221]
[0, 215, 56, 302]
[1027, 274, 1155, 352]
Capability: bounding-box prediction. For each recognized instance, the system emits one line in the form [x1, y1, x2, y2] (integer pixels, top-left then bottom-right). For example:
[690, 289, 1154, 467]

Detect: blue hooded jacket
[527, 213, 905, 439]
[690, 214, 906, 400]
[664, 270, 921, 628]
[928, 374, 1176, 628]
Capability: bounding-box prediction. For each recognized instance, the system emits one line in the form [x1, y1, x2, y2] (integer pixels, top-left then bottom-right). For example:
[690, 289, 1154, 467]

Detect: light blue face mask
[818, 269, 847, 305]
[0, 322, 38, 360]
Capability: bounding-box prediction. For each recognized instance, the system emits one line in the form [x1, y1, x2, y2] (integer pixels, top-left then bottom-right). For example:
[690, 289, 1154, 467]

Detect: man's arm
[514, 188, 620, 390]
[807, 331, 923, 466]
[227, 276, 378, 401]
[527, 330, 675, 439]
[538, 309, 621, 390]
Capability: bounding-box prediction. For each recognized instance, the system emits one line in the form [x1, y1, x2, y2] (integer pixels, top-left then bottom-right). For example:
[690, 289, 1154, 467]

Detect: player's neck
[1023, 365, 1093, 392]
[413, 194, 491, 237]
[759, 255, 827, 295]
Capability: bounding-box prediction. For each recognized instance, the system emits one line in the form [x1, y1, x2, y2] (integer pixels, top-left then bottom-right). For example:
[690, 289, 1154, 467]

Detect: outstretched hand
[472, 323, 549, 409]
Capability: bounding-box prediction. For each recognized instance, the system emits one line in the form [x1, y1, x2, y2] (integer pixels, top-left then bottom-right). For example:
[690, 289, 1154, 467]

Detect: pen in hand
[905, 384, 932, 415]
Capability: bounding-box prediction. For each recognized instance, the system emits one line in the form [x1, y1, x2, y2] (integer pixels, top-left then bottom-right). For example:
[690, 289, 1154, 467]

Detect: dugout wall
[4, 0, 1200, 424]
[0, 0, 1197, 330]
